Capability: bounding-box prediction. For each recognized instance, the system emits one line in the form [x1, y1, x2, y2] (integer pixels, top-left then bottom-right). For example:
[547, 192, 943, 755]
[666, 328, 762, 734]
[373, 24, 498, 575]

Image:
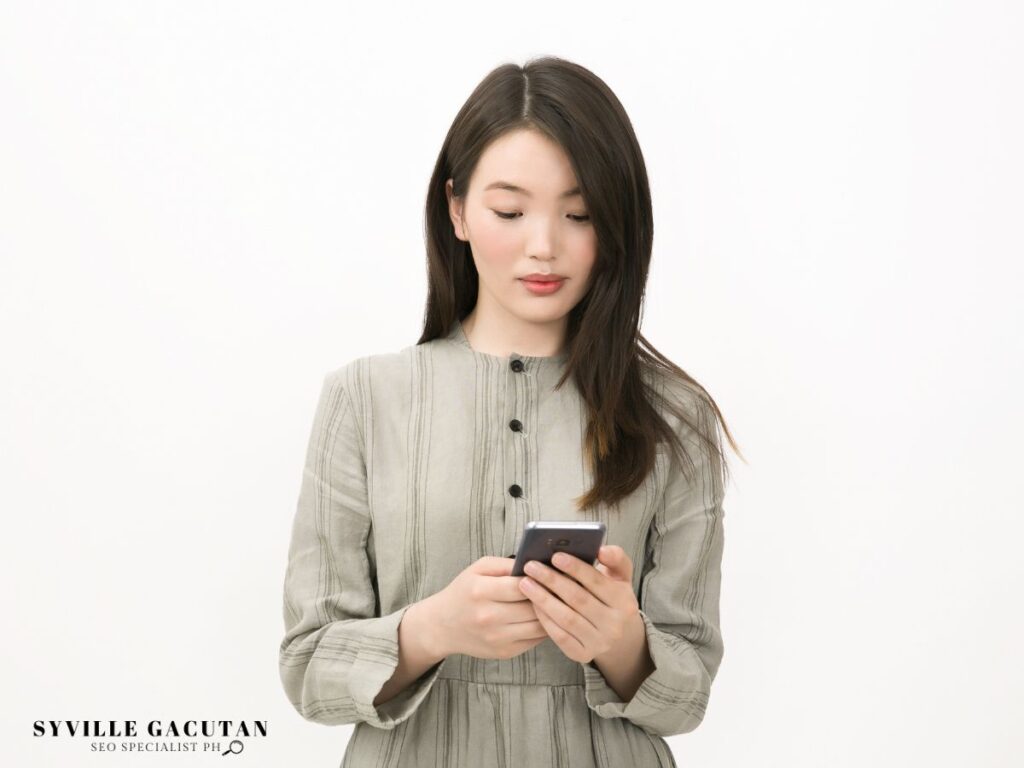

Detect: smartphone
[508, 521, 607, 577]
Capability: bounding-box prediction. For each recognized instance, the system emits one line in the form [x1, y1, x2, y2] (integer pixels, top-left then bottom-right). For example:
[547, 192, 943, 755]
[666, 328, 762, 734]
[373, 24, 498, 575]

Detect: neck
[461, 307, 567, 359]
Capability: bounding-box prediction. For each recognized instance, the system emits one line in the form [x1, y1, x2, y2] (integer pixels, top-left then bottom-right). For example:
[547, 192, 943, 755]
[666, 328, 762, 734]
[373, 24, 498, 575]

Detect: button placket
[503, 354, 530, 555]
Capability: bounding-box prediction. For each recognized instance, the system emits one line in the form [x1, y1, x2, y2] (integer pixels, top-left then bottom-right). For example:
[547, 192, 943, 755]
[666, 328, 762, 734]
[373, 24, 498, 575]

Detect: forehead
[471, 129, 579, 196]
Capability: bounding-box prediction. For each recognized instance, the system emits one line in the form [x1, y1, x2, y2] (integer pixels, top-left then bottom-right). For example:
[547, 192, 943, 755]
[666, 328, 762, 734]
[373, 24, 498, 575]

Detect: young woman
[279, 55, 741, 768]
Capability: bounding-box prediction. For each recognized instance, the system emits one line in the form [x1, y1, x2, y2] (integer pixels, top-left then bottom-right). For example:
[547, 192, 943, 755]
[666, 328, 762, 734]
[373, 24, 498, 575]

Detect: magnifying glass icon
[221, 740, 244, 755]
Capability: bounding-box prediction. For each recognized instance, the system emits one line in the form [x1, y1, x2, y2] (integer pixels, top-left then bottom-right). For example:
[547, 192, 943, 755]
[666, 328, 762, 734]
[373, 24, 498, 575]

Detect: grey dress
[279, 318, 726, 768]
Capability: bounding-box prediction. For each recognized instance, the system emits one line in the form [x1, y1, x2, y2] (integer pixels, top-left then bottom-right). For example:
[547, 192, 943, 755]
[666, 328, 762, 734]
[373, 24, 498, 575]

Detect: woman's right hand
[426, 556, 549, 660]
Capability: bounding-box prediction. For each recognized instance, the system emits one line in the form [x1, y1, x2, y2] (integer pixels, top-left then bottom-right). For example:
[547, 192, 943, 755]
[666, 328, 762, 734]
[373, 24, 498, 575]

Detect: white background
[2, 1, 1021, 766]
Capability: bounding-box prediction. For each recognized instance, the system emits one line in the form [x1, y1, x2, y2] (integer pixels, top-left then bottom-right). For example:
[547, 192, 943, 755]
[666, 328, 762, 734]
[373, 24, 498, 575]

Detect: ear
[446, 178, 467, 241]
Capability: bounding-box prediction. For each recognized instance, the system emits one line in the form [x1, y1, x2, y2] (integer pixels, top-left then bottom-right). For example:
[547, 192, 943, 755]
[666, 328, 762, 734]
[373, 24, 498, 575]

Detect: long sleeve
[278, 369, 444, 729]
[581, 392, 726, 738]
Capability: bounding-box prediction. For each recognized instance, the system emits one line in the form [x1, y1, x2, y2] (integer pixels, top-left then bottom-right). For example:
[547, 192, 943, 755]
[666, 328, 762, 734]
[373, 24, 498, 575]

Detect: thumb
[595, 545, 631, 581]
[472, 555, 516, 576]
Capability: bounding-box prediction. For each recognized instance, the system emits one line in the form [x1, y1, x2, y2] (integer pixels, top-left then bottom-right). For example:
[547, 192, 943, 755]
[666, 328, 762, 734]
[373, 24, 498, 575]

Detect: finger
[507, 600, 546, 624]
[532, 602, 587, 659]
[596, 545, 632, 583]
[491, 575, 543, 601]
[473, 556, 518, 576]
[519, 575, 601, 649]
[544, 552, 620, 605]
[522, 563, 613, 635]
[502, 612, 548, 641]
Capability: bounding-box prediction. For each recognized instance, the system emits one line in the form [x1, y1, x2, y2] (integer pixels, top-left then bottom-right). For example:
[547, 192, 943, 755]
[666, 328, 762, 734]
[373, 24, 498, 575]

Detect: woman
[279, 55, 741, 768]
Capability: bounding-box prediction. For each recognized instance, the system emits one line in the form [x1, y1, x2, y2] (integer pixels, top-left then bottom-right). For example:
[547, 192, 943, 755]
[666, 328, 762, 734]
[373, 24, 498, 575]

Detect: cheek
[577, 237, 598, 267]
[470, 215, 521, 271]
[567, 233, 598, 291]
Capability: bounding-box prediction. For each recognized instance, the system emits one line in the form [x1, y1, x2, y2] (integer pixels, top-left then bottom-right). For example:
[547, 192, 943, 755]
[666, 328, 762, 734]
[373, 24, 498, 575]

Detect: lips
[519, 275, 565, 282]
[520, 276, 566, 295]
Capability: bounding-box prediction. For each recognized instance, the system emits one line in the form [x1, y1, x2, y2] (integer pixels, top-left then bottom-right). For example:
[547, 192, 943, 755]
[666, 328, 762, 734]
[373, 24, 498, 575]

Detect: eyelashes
[493, 210, 591, 224]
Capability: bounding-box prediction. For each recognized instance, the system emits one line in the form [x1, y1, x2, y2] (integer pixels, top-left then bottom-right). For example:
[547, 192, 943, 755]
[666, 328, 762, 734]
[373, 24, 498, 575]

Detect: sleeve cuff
[344, 604, 445, 730]
[580, 609, 709, 735]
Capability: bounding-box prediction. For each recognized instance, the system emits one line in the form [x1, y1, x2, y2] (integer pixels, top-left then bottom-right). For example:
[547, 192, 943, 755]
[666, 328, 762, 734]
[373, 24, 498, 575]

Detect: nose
[524, 218, 560, 260]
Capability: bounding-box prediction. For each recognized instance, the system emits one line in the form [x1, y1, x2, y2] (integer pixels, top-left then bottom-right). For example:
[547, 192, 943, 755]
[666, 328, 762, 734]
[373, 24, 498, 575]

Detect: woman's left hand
[518, 545, 640, 664]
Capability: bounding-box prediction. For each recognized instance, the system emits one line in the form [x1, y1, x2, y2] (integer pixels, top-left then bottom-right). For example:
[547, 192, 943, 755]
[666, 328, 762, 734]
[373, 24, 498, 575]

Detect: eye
[492, 210, 591, 223]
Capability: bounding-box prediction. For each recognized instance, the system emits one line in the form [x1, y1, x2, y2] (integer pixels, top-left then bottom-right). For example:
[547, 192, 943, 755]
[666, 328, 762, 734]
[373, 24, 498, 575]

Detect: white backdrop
[2, 1, 1021, 766]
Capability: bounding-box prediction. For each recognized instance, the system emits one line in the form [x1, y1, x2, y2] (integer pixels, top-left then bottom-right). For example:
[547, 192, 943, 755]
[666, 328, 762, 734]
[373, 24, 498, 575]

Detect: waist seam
[435, 674, 585, 688]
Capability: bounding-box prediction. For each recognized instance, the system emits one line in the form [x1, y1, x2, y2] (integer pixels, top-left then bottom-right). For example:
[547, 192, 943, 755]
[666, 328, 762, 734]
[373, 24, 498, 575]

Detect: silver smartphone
[509, 521, 607, 577]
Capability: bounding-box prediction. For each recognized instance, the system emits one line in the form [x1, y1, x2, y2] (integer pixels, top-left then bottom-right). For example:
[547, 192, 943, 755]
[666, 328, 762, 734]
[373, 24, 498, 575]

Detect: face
[446, 128, 598, 325]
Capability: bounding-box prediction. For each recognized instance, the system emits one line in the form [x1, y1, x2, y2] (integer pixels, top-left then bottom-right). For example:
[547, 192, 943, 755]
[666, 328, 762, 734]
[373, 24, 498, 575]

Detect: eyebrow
[482, 181, 582, 199]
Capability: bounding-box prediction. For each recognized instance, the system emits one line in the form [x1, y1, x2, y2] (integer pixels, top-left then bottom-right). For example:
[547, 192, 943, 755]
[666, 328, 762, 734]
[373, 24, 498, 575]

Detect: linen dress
[279, 318, 726, 768]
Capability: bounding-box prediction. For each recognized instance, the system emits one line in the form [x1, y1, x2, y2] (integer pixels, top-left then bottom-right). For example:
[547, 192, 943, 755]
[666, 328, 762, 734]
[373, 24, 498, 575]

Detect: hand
[518, 545, 640, 664]
[429, 556, 549, 661]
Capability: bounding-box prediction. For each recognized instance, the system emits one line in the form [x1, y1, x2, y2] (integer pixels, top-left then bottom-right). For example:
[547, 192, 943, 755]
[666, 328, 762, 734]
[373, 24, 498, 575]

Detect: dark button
[509, 419, 522, 432]
[510, 359, 525, 372]
[508, 483, 522, 498]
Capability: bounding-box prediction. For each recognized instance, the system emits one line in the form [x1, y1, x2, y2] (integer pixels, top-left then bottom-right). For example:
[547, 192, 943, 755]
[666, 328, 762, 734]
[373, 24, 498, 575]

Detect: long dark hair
[418, 55, 744, 513]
